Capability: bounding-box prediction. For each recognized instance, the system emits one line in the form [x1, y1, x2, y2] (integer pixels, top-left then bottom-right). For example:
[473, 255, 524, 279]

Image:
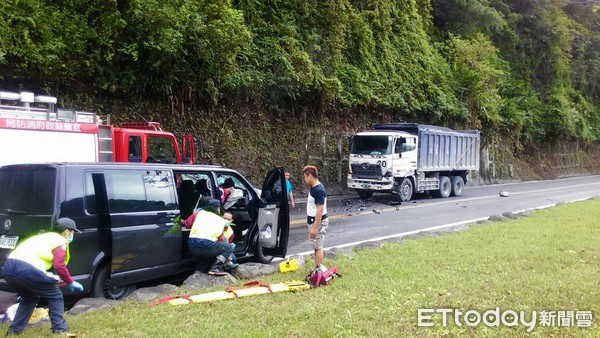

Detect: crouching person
[182, 207, 239, 276]
[2, 218, 85, 335]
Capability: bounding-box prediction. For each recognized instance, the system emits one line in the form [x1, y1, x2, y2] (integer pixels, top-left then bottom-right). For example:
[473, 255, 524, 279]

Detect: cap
[222, 178, 235, 189]
[55, 217, 82, 233]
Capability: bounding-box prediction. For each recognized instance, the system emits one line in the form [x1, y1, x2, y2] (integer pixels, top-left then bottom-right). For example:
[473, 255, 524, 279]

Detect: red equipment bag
[307, 265, 341, 288]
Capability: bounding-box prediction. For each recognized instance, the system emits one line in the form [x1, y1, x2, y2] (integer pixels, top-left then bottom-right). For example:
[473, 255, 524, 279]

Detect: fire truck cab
[0, 91, 198, 166]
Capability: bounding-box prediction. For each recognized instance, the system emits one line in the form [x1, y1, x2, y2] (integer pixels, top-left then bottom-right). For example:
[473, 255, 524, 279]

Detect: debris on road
[336, 199, 381, 213]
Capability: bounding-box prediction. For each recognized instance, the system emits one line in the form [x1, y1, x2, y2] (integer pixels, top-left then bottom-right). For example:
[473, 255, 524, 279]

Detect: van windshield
[0, 167, 56, 215]
[351, 135, 392, 155]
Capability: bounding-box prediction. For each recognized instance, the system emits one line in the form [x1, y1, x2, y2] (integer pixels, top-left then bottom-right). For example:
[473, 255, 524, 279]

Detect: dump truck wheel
[438, 176, 452, 198]
[451, 176, 464, 197]
[398, 178, 413, 202]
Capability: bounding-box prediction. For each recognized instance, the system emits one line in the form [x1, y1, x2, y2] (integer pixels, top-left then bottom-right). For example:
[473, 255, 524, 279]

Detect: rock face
[181, 271, 237, 290]
[128, 284, 180, 303]
[352, 241, 384, 251]
[433, 225, 470, 235]
[502, 212, 520, 219]
[232, 263, 276, 279]
[488, 215, 506, 222]
[383, 237, 405, 244]
[516, 210, 532, 217]
[325, 247, 355, 260]
[68, 298, 122, 316]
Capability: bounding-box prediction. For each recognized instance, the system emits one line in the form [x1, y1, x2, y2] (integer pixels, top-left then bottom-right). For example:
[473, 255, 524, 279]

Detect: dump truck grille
[351, 163, 383, 180]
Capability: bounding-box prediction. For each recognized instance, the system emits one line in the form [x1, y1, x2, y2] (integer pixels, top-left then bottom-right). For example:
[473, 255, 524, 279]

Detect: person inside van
[182, 207, 239, 276]
[210, 177, 243, 211]
[219, 178, 235, 206]
[2, 218, 85, 335]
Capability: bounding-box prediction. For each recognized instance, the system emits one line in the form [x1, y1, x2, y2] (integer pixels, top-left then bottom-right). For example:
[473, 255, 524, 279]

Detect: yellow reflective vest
[9, 232, 70, 272]
[189, 210, 231, 242]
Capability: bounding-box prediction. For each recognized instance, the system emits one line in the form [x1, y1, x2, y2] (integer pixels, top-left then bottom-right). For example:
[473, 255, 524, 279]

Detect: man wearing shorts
[303, 165, 328, 269]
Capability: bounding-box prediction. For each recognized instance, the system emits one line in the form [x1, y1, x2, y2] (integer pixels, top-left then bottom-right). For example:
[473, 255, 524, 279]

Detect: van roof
[0, 162, 227, 171]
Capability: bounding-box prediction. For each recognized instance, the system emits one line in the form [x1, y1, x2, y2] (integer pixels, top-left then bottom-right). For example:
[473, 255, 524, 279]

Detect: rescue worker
[2, 217, 85, 335]
[182, 207, 238, 275]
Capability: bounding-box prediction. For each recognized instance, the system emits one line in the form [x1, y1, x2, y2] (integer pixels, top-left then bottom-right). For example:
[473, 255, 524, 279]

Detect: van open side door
[257, 167, 289, 257]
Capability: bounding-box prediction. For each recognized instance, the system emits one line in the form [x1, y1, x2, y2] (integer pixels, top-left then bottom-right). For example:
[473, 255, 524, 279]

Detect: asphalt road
[286, 175, 600, 257]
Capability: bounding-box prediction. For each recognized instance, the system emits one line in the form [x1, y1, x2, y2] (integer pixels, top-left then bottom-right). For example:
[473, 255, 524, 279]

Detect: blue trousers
[188, 238, 235, 263]
[3, 259, 68, 334]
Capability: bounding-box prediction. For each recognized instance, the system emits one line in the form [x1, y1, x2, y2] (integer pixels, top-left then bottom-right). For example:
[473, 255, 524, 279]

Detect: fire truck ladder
[98, 125, 114, 162]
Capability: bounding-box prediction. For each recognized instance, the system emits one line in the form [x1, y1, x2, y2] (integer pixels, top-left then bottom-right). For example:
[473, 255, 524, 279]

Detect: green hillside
[1, 0, 599, 184]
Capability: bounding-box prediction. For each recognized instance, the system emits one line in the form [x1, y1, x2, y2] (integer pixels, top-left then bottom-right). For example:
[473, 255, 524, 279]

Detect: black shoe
[208, 269, 227, 276]
[208, 260, 227, 276]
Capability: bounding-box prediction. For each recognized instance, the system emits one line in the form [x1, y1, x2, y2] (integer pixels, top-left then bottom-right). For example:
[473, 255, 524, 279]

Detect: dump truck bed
[373, 123, 480, 172]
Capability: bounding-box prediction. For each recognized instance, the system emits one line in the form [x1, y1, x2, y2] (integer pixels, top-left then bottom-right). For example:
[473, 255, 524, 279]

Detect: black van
[0, 163, 289, 299]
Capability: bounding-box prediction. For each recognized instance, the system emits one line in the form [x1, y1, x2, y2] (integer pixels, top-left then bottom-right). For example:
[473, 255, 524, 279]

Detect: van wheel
[433, 176, 452, 198]
[357, 190, 373, 200]
[398, 178, 413, 202]
[254, 240, 274, 264]
[92, 264, 136, 300]
[450, 176, 464, 197]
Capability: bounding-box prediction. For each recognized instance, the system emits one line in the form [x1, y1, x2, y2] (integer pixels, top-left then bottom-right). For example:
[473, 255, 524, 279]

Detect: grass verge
[6, 199, 600, 337]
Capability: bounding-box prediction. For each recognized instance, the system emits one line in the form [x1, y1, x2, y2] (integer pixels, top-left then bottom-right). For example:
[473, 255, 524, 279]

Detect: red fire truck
[0, 91, 199, 166]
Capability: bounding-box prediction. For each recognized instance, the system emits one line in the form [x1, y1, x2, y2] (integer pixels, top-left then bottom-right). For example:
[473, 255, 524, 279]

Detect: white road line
[278, 196, 596, 261]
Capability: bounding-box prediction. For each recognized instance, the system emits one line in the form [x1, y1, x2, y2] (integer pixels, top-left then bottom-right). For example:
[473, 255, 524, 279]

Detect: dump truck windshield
[351, 135, 392, 155]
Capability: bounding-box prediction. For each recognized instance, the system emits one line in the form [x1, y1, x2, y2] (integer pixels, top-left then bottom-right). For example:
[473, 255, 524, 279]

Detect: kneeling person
[183, 207, 238, 276]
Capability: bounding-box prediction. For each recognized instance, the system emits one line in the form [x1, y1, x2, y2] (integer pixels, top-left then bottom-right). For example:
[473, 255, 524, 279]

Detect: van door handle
[159, 212, 179, 222]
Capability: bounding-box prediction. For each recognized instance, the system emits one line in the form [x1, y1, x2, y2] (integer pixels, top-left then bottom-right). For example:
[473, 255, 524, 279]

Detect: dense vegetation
[1, 0, 598, 182]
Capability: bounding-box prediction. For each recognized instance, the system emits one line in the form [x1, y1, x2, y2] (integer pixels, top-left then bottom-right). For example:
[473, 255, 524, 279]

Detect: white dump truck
[347, 123, 480, 201]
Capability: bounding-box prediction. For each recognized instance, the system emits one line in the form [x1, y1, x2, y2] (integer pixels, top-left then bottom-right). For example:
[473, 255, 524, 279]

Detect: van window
[216, 173, 253, 208]
[106, 170, 176, 213]
[217, 174, 251, 199]
[0, 167, 56, 215]
[177, 173, 214, 198]
[176, 173, 215, 218]
[85, 173, 97, 214]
